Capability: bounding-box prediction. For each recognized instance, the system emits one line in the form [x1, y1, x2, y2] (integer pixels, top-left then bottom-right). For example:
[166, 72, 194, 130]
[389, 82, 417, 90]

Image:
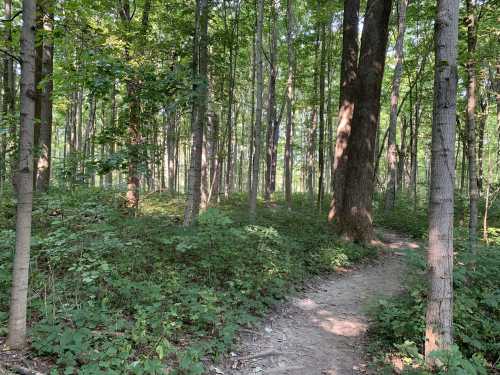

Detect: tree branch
[1, 10, 22, 23]
[0, 48, 22, 64]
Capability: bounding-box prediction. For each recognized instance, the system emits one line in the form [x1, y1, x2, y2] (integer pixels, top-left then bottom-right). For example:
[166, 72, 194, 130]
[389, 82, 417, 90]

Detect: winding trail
[217, 230, 420, 375]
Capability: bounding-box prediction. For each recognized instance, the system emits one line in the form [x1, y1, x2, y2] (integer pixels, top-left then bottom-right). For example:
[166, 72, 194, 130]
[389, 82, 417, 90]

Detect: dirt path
[217, 230, 420, 375]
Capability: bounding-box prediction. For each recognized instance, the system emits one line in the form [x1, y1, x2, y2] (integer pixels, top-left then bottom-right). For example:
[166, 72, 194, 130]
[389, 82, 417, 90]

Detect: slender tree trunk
[284, 0, 295, 209]
[35, 0, 53, 192]
[184, 0, 209, 225]
[265, 0, 278, 202]
[33, 7, 43, 189]
[338, 0, 393, 242]
[1, 0, 15, 188]
[425, 0, 458, 363]
[384, 0, 408, 211]
[465, 0, 478, 254]
[477, 96, 487, 191]
[328, 0, 359, 222]
[249, 0, 264, 217]
[7, 0, 36, 349]
[397, 116, 408, 191]
[105, 83, 117, 187]
[317, 20, 327, 208]
[247, 37, 256, 196]
[410, 100, 420, 206]
[307, 26, 320, 203]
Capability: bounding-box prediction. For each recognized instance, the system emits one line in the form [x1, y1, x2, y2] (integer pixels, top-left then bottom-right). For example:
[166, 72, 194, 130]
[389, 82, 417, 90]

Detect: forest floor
[218, 230, 420, 375]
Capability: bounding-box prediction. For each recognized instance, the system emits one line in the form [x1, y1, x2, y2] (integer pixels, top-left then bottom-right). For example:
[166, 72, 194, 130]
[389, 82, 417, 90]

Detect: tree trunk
[410, 100, 420, 206]
[328, 0, 359, 222]
[7, 0, 36, 349]
[317, 20, 327, 209]
[384, 0, 408, 211]
[397, 116, 408, 191]
[424, 0, 458, 363]
[249, 0, 264, 218]
[184, 0, 209, 225]
[105, 83, 117, 187]
[35, 0, 53, 192]
[1, 0, 15, 188]
[338, 0, 392, 242]
[465, 0, 478, 254]
[284, 0, 295, 209]
[477, 95, 487, 191]
[264, 0, 278, 202]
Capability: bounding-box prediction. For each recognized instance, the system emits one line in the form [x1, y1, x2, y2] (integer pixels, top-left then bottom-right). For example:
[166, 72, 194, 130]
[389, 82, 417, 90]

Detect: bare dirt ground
[216, 230, 420, 375]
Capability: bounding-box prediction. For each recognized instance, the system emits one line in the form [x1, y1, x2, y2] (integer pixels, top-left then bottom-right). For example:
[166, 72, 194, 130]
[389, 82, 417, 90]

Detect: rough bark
[424, 0, 458, 363]
[338, 0, 393, 242]
[328, 0, 359, 222]
[465, 0, 478, 254]
[7, 0, 36, 349]
[184, 0, 209, 225]
[249, 0, 264, 217]
[284, 0, 294, 209]
[384, 0, 408, 211]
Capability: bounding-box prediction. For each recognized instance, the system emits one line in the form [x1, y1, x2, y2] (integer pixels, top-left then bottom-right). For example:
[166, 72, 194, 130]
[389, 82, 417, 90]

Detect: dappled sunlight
[293, 296, 368, 338]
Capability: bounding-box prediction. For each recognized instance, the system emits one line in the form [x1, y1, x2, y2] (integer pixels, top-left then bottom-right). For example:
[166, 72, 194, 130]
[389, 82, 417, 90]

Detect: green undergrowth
[0, 189, 376, 374]
[369, 194, 500, 374]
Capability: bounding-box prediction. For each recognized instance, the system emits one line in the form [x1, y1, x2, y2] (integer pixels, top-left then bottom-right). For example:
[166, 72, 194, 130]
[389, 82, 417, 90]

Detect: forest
[0, 0, 499, 373]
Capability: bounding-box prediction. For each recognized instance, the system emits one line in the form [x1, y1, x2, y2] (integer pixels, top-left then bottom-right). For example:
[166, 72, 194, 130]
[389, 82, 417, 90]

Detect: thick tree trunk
[284, 0, 294, 209]
[249, 0, 264, 217]
[384, 0, 408, 211]
[338, 0, 392, 242]
[328, 0, 359, 222]
[184, 0, 209, 225]
[7, 0, 36, 349]
[465, 0, 478, 254]
[425, 0, 458, 363]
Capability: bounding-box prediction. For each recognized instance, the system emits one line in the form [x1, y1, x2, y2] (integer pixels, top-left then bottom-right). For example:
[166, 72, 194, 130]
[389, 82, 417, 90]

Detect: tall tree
[264, 0, 278, 202]
[337, 0, 393, 241]
[465, 0, 478, 254]
[284, 0, 294, 209]
[249, 0, 264, 217]
[384, 0, 408, 211]
[328, 0, 359, 222]
[425, 0, 459, 364]
[317, 20, 327, 208]
[35, 0, 54, 192]
[7, 0, 36, 349]
[184, 0, 209, 225]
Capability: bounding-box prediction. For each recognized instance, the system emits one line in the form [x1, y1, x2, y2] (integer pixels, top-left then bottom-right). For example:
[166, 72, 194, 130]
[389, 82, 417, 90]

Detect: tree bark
[328, 0, 359, 222]
[249, 0, 264, 218]
[317, 20, 327, 208]
[184, 0, 209, 225]
[338, 0, 393, 242]
[425, 0, 458, 363]
[34, 0, 53, 192]
[284, 0, 295, 209]
[265, 0, 278, 202]
[465, 0, 478, 254]
[384, 0, 408, 211]
[7, 0, 36, 349]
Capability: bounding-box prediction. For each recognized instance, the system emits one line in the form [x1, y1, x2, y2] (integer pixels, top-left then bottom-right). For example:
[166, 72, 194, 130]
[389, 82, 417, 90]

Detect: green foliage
[367, 236, 499, 373]
[0, 189, 374, 373]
